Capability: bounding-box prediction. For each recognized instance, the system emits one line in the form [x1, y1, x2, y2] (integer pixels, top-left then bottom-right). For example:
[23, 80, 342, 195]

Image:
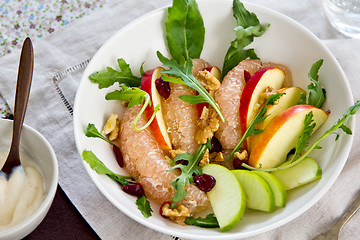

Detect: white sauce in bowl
[0, 152, 44, 231]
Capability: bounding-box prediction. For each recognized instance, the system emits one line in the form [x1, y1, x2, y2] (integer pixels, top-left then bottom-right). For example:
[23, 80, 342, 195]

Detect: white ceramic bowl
[73, 0, 354, 239]
[0, 119, 58, 240]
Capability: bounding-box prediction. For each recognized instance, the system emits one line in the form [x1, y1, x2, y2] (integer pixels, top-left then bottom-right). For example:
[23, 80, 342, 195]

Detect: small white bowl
[0, 119, 58, 240]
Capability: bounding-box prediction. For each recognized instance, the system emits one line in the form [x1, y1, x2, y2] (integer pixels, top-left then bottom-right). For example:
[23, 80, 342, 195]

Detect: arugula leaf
[106, 86, 149, 108]
[168, 142, 209, 206]
[139, 62, 145, 76]
[82, 150, 133, 185]
[85, 123, 113, 145]
[320, 100, 359, 137]
[160, 75, 187, 85]
[222, 0, 269, 77]
[165, 0, 205, 62]
[307, 59, 326, 108]
[339, 124, 352, 135]
[290, 112, 316, 162]
[243, 100, 360, 172]
[227, 93, 285, 160]
[185, 214, 219, 228]
[83, 150, 153, 218]
[136, 195, 153, 218]
[157, 52, 225, 122]
[105, 86, 160, 131]
[89, 58, 141, 88]
[297, 92, 307, 105]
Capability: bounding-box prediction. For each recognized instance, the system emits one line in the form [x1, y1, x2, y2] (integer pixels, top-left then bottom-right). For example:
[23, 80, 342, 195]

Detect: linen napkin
[0, 0, 359, 239]
[0, 1, 173, 240]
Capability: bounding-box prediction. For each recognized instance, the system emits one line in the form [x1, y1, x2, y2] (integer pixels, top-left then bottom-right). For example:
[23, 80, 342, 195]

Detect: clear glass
[323, 0, 360, 38]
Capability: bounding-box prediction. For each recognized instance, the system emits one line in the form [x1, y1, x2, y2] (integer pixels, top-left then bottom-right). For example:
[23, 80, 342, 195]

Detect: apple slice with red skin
[196, 66, 222, 117]
[261, 87, 306, 128]
[249, 87, 306, 151]
[204, 66, 222, 81]
[240, 67, 286, 130]
[141, 67, 172, 150]
[239, 67, 286, 149]
[248, 104, 328, 169]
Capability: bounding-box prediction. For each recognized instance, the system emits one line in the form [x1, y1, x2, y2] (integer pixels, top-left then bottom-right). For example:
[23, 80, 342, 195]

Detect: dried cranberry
[244, 70, 251, 82]
[326, 109, 331, 115]
[155, 77, 171, 99]
[210, 136, 222, 153]
[122, 183, 144, 197]
[233, 158, 247, 170]
[194, 174, 216, 192]
[113, 145, 124, 168]
[159, 201, 173, 218]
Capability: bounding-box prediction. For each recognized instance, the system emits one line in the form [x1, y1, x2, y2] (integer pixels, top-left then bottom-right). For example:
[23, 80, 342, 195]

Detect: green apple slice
[253, 171, 286, 207]
[232, 170, 275, 212]
[202, 164, 246, 232]
[271, 157, 322, 190]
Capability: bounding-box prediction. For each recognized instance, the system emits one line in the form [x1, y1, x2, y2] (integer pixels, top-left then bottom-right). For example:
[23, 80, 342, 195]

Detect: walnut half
[210, 151, 224, 163]
[102, 113, 120, 141]
[196, 70, 221, 92]
[161, 203, 190, 224]
[168, 149, 186, 159]
[195, 106, 220, 144]
[199, 149, 210, 167]
[235, 150, 248, 162]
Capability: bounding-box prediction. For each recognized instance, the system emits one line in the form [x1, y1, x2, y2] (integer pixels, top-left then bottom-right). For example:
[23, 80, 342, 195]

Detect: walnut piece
[235, 150, 248, 161]
[161, 203, 190, 224]
[195, 106, 220, 144]
[102, 113, 120, 141]
[199, 149, 210, 167]
[168, 149, 186, 159]
[196, 70, 221, 95]
[209, 151, 224, 163]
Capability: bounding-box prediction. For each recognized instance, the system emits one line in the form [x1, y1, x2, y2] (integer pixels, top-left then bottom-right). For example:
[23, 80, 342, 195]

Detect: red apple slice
[260, 87, 306, 128]
[239, 67, 286, 150]
[249, 87, 306, 151]
[248, 105, 328, 169]
[196, 66, 222, 117]
[141, 67, 172, 150]
[240, 67, 286, 133]
[204, 66, 222, 81]
[196, 102, 209, 118]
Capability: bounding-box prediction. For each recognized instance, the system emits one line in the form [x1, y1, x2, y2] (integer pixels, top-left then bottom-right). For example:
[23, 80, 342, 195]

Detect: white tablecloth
[0, 0, 359, 239]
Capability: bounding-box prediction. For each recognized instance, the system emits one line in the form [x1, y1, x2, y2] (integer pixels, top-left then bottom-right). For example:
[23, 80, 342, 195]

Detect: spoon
[313, 190, 360, 240]
[0, 37, 33, 176]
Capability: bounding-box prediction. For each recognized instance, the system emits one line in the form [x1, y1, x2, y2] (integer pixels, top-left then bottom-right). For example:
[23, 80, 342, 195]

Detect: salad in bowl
[74, 0, 358, 238]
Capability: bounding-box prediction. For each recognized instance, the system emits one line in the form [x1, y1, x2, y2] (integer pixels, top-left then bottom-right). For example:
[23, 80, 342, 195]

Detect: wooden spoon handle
[6, 38, 34, 169]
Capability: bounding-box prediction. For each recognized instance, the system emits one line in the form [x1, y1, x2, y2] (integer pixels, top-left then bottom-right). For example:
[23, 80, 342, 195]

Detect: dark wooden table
[24, 185, 100, 240]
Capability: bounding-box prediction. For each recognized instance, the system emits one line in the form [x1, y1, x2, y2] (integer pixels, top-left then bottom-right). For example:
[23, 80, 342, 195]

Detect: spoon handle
[8, 38, 34, 164]
[332, 191, 360, 233]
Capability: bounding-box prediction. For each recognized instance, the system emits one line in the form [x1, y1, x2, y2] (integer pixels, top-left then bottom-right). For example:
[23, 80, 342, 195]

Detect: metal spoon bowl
[0, 37, 33, 176]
